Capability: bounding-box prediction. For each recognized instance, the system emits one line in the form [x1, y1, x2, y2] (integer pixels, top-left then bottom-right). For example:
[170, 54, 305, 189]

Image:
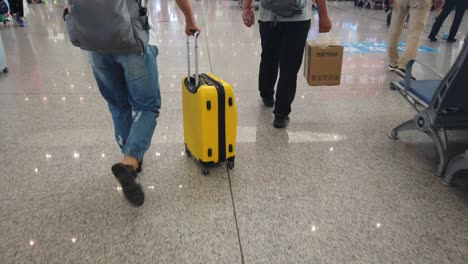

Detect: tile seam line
[226, 164, 246, 264]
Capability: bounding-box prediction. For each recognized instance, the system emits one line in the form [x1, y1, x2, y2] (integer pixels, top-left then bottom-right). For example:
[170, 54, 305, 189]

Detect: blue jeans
[89, 45, 161, 161]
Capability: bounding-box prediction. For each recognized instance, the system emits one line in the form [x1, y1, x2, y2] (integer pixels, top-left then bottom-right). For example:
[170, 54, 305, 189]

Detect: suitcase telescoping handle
[186, 31, 200, 88]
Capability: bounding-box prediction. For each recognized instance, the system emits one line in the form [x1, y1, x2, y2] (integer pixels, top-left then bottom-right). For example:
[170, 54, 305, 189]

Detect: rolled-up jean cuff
[123, 148, 145, 161]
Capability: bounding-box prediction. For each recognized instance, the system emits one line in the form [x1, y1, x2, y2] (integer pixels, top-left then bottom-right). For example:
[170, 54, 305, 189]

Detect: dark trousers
[429, 0, 466, 40]
[10, 0, 24, 17]
[259, 20, 311, 117]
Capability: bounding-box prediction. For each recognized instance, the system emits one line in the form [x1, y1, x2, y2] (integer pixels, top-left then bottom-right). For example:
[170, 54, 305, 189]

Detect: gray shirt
[259, 1, 312, 22]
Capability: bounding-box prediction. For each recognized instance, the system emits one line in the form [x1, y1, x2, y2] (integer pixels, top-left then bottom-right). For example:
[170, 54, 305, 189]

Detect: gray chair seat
[398, 80, 440, 104]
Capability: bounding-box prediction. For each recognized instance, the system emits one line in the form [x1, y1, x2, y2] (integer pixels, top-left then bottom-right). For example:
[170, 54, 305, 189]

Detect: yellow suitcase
[182, 34, 237, 175]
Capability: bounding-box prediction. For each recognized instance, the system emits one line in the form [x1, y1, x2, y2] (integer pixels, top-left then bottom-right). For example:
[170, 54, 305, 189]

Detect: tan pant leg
[387, 0, 410, 66]
[399, 0, 431, 69]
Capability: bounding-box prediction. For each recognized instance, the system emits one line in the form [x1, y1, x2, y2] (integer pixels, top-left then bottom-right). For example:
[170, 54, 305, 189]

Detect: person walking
[387, 0, 432, 73]
[64, 0, 200, 206]
[9, 0, 25, 26]
[428, 0, 466, 42]
[242, 0, 332, 128]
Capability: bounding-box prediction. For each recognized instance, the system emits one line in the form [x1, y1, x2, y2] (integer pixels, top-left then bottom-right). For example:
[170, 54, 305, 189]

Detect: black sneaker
[428, 35, 437, 42]
[388, 64, 398, 71]
[112, 163, 145, 207]
[447, 38, 457, 43]
[262, 97, 275, 108]
[273, 115, 289, 128]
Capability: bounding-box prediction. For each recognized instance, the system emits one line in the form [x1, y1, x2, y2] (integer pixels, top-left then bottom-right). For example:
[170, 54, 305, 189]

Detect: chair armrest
[404, 59, 444, 90]
[404, 60, 416, 91]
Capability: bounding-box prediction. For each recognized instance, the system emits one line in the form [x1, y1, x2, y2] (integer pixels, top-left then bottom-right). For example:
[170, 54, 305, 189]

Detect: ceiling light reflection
[288, 131, 347, 143]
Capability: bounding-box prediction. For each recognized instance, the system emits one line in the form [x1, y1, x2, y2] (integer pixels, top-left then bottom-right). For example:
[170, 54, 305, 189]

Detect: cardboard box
[304, 40, 344, 86]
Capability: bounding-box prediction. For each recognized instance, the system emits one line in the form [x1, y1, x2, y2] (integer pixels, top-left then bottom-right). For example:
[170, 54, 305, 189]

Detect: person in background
[312, 0, 318, 11]
[434, 0, 445, 17]
[387, 0, 431, 74]
[0, 0, 13, 24]
[242, 0, 332, 128]
[64, 0, 200, 207]
[9, 0, 25, 26]
[428, 0, 466, 42]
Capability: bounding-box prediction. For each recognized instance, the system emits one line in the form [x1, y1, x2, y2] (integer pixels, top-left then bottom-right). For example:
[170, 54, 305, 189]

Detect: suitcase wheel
[2, 67, 8, 74]
[227, 157, 235, 170]
[202, 165, 210, 176]
[184, 144, 191, 157]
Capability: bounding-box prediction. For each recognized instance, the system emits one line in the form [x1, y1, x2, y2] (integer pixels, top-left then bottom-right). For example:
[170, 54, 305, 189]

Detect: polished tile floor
[1, 1, 467, 263]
